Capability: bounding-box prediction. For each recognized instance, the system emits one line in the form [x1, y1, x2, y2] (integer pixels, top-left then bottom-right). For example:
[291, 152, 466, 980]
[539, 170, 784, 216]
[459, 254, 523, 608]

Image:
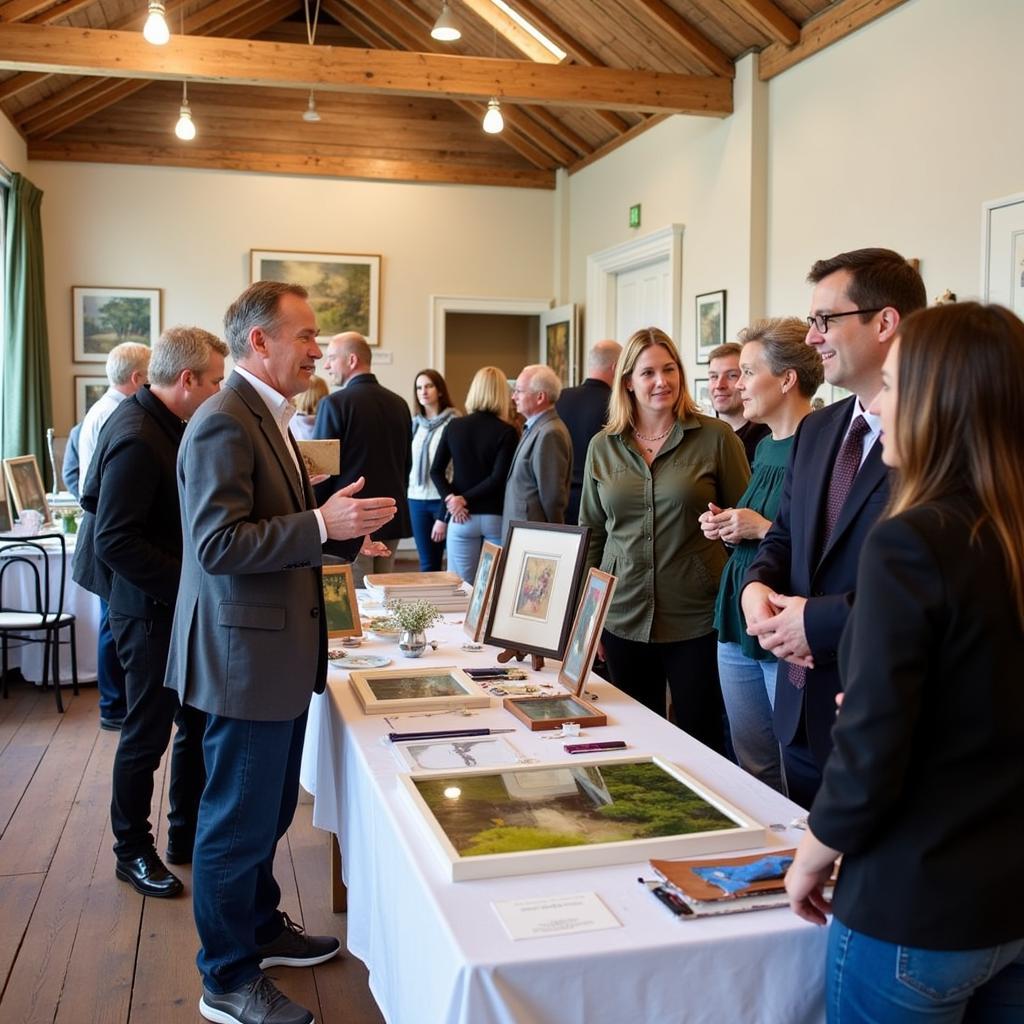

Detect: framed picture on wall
[693, 378, 711, 414]
[695, 290, 726, 364]
[539, 303, 577, 387]
[251, 249, 381, 345]
[74, 375, 109, 421]
[72, 286, 161, 363]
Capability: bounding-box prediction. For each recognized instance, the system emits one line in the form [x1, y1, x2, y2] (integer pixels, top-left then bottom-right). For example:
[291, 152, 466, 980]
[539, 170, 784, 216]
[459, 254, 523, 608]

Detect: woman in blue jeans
[786, 303, 1024, 1022]
[407, 369, 457, 572]
[699, 318, 822, 794]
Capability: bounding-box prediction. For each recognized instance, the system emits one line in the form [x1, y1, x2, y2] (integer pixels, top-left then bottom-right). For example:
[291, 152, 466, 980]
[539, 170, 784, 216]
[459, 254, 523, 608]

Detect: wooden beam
[0, 0, 61, 20]
[729, 0, 800, 46]
[759, 0, 911, 80]
[633, 0, 734, 78]
[0, 23, 733, 115]
[27, 139, 557, 188]
[569, 113, 669, 175]
[458, 0, 560, 64]
[521, 105, 593, 158]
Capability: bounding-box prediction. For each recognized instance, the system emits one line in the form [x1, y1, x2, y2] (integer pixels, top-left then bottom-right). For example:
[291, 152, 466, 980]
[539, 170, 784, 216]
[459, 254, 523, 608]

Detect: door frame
[980, 191, 1024, 302]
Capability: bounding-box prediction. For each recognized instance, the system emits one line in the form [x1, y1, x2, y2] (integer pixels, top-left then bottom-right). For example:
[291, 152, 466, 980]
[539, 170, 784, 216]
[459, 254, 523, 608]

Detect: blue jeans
[97, 599, 127, 721]
[446, 513, 503, 584]
[193, 710, 307, 993]
[827, 920, 1024, 1023]
[409, 498, 446, 572]
[717, 641, 784, 794]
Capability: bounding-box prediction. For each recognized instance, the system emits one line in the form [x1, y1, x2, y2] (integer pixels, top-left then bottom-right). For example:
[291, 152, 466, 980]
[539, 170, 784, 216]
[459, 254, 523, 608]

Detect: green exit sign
[629, 204, 641, 228]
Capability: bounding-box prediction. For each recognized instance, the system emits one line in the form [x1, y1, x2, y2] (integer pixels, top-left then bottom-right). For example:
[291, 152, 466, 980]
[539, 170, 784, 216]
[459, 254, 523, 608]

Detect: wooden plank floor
[0, 677, 385, 1024]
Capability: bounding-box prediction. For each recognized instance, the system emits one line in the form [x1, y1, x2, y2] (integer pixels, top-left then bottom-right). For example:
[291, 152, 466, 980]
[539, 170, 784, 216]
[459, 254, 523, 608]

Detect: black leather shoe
[257, 912, 340, 969]
[199, 975, 313, 1024]
[115, 851, 184, 898]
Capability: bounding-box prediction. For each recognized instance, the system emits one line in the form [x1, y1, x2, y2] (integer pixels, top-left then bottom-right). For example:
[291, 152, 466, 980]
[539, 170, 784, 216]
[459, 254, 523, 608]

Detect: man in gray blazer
[165, 281, 397, 1024]
[502, 364, 572, 537]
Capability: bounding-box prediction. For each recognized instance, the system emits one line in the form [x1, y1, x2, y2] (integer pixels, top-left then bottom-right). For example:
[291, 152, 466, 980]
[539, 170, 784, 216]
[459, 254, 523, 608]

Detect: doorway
[444, 313, 539, 411]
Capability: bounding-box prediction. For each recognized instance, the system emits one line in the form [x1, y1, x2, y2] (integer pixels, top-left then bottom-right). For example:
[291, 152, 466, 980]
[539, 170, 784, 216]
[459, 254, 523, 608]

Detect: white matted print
[72, 286, 161, 362]
[392, 735, 529, 772]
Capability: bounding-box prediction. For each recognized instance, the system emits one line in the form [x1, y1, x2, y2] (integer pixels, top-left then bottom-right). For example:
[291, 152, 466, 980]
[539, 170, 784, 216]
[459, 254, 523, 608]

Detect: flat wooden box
[502, 693, 607, 731]
[349, 665, 491, 715]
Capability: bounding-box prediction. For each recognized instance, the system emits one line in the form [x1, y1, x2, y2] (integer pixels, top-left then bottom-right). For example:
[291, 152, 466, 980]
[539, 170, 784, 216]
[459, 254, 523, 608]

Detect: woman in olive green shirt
[699, 319, 823, 793]
[580, 327, 750, 754]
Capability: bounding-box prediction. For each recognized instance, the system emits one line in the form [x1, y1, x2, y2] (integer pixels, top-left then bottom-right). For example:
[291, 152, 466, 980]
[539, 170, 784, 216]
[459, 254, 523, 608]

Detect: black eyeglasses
[806, 308, 883, 334]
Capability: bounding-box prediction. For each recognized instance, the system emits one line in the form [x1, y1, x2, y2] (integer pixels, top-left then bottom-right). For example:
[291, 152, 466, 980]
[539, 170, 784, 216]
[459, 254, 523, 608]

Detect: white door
[615, 258, 671, 340]
[984, 195, 1024, 317]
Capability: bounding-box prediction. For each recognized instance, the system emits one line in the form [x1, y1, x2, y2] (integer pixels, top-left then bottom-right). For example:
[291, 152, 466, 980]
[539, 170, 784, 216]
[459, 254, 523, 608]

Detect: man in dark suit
[78, 327, 227, 898]
[555, 339, 621, 524]
[314, 331, 411, 585]
[503, 363, 572, 536]
[165, 283, 397, 1024]
[741, 248, 926, 808]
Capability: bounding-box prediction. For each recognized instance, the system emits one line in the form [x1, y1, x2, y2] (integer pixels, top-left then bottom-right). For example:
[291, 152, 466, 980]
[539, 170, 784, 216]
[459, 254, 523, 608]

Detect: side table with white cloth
[301, 612, 826, 1024]
[0, 533, 99, 684]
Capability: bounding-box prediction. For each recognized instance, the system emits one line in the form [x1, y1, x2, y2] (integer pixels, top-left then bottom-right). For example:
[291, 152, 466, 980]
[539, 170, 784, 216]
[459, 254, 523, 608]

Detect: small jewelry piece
[633, 425, 672, 442]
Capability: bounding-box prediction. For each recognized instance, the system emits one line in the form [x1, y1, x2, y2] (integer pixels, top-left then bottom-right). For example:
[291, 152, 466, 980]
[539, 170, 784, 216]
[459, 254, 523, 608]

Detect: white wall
[27, 162, 554, 430]
[0, 114, 27, 175]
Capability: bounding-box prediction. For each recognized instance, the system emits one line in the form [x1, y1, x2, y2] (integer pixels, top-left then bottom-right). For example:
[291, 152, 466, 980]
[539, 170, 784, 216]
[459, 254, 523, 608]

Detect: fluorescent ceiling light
[489, 0, 565, 60]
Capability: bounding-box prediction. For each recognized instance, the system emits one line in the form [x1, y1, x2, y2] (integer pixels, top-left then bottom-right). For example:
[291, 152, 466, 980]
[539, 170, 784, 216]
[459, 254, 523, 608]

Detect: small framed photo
[74, 375, 110, 422]
[558, 569, 616, 696]
[72, 286, 161, 363]
[251, 249, 381, 345]
[322, 563, 361, 639]
[695, 289, 726, 365]
[692, 378, 711, 414]
[484, 522, 590, 660]
[3, 456, 51, 524]
[348, 665, 490, 715]
[502, 693, 607, 732]
[391, 734, 528, 772]
[539, 303, 578, 387]
[464, 541, 501, 643]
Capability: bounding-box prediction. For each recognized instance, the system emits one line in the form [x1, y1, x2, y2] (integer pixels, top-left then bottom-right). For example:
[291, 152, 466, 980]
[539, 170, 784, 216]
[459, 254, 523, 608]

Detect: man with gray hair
[556, 339, 622, 524]
[503, 363, 573, 536]
[76, 326, 228, 898]
[77, 340, 151, 731]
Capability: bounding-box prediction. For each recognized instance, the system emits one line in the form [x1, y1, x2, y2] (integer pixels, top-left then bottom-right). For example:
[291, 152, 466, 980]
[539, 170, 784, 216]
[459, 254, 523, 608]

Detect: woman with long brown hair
[786, 303, 1024, 1020]
[579, 327, 749, 753]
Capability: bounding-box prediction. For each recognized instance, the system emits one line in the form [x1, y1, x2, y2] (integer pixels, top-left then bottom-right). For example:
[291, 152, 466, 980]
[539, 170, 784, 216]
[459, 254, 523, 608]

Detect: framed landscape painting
[400, 756, 766, 881]
[558, 569, 616, 696]
[695, 289, 726, 364]
[3, 456, 50, 524]
[72, 286, 161, 362]
[502, 693, 607, 732]
[322, 563, 361, 639]
[539, 303, 577, 387]
[464, 541, 501, 642]
[348, 665, 490, 715]
[251, 249, 381, 345]
[74, 375, 109, 421]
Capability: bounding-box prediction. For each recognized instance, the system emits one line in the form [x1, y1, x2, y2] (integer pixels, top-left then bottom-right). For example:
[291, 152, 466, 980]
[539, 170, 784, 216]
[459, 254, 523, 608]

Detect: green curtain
[2, 172, 52, 470]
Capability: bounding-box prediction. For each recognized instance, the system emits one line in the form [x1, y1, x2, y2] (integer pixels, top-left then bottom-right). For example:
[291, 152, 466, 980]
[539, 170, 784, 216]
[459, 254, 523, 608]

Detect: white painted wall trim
[585, 224, 685, 345]
[980, 191, 1024, 300]
[429, 295, 552, 375]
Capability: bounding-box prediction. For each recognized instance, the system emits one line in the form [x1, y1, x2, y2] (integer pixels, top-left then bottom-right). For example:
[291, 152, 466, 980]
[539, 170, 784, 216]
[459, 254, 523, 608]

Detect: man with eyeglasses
[707, 341, 769, 466]
[740, 248, 926, 807]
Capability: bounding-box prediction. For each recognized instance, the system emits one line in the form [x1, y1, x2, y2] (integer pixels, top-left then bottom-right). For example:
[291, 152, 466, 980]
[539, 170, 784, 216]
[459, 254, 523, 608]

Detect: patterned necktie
[789, 414, 870, 690]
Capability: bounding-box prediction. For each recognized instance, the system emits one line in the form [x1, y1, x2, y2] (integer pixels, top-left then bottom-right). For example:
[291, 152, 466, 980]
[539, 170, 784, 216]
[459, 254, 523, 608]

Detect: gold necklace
[634, 424, 672, 454]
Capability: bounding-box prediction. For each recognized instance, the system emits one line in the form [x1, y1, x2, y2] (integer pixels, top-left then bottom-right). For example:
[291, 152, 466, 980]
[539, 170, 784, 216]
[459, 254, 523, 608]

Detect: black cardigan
[430, 411, 518, 517]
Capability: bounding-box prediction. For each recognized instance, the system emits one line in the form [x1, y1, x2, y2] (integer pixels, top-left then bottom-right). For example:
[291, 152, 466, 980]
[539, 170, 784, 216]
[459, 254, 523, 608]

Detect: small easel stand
[496, 648, 545, 672]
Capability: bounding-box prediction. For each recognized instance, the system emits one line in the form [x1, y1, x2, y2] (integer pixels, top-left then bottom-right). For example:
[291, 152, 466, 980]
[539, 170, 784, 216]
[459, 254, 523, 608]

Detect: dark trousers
[781, 718, 823, 810]
[409, 498, 446, 572]
[97, 599, 127, 720]
[193, 710, 307, 993]
[602, 629, 727, 756]
[108, 612, 206, 860]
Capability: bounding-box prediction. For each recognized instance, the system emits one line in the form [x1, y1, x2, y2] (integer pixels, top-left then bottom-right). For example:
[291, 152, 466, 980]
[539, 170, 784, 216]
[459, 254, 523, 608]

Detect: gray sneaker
[199, 975, 313, 1024]
[257, 913, 341, 969]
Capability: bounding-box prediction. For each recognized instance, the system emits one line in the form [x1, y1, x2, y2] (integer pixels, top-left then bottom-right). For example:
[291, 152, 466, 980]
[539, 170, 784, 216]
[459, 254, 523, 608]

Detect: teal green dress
[713, 435, 794, 660]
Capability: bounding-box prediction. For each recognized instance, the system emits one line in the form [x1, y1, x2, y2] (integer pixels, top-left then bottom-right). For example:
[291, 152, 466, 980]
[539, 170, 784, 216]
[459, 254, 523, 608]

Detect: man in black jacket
[77, 326, 228, 896]
[555, 339, 621, 524]
[314, 331, 411, 584]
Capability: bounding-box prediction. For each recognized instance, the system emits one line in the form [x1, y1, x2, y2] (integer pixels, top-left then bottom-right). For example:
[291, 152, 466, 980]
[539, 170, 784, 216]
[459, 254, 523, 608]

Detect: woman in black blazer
[786, 302, 1024, 1021]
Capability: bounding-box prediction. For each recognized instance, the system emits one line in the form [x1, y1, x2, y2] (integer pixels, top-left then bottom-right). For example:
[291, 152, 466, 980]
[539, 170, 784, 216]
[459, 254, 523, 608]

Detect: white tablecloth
[1, 534, 99, 683]
[301, 618, 826, 1024]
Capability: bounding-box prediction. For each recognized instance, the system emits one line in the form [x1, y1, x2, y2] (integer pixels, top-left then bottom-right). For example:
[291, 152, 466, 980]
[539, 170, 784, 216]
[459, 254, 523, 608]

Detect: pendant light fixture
[143, 1, 170, 45]
[431, 1, 461, 42]
[302, 91, 321, 123]
[482, 98, 504, 134]
[174, 81, 196, 140]
[302, 0, 323, 123]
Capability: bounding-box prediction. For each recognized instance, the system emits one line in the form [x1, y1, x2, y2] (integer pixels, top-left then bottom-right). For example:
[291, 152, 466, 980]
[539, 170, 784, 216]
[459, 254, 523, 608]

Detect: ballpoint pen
[387, 727, 517, 743]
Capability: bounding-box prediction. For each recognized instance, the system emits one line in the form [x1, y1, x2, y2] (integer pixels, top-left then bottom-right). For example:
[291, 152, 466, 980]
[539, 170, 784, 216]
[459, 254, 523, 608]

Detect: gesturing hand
[320, 477, 397, 541]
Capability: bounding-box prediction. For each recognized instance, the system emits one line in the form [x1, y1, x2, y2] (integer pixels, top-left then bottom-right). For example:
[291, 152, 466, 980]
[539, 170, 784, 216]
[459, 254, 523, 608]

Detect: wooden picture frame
[399, 756, 766, 882]
[72, 286, 161, 363]
[348, 665, 490, 715]
[484, 522, 590, 660]
[322, 563, 361, 639]
[3, 456, 51, 525]
[558, 569, 616, 696]
[251, 249, 381, 346]
[74, 375, 109, 421]
[0, 477, 12, 533]
[695, 289, 726, 365]
[539, 303, 577, 387]
[463, 541, 501, 642]
[502, 693, 607, 732]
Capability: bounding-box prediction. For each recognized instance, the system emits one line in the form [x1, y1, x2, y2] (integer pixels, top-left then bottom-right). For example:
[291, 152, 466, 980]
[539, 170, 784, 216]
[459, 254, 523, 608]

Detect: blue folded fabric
[693, 855, 794, 895]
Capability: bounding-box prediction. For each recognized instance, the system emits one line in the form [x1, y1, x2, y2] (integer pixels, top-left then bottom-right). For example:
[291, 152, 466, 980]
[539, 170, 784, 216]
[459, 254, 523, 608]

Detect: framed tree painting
[72, 286, 161, 363]
[74, 375, 109, 421]
[322, 563, 361, 639]
[539, 303, 577, 387]
[251, 249, 381, 345]
[695, 290, 726, 364]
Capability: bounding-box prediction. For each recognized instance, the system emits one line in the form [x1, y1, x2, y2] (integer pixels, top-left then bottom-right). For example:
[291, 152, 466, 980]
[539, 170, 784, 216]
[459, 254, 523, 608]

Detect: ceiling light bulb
[143, 1, 170, 46]
[482, 98, 504, 134]
[302, 91, 321, 123]
[431, 1, 461, 42]
[175, 100, 196, 141]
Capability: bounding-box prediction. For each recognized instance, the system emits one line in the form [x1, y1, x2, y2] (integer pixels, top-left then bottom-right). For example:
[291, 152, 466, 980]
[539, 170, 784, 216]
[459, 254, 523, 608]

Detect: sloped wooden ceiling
[0, 0, 910, 189]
